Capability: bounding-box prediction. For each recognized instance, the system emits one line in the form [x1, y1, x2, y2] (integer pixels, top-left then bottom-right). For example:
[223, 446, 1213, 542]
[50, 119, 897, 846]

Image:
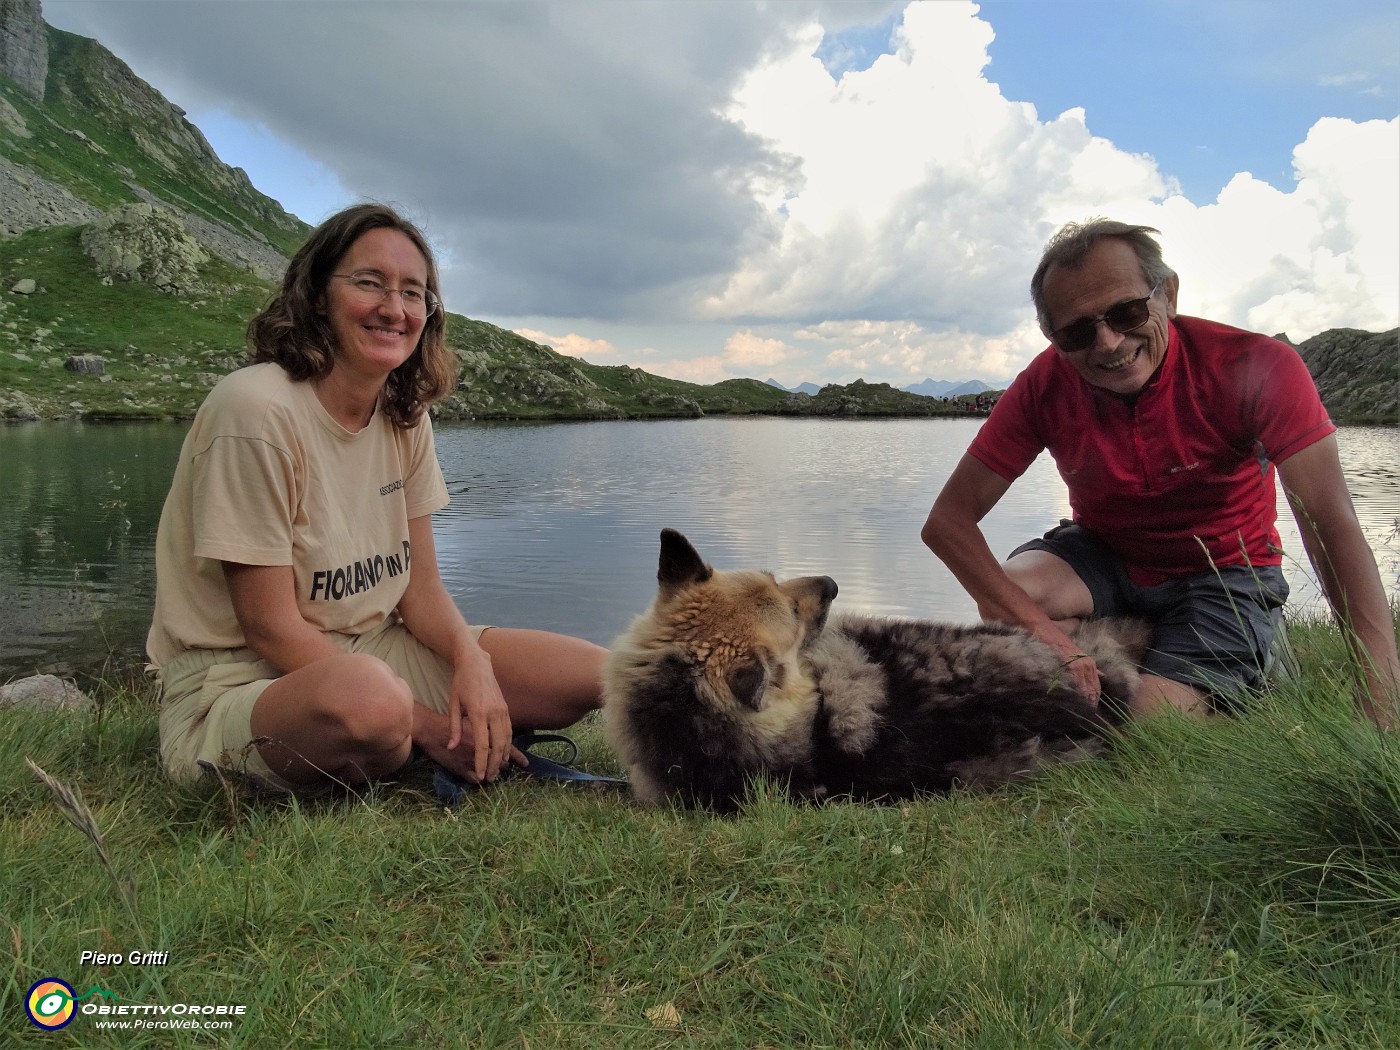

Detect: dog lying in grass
[603, 529, 1146, 813]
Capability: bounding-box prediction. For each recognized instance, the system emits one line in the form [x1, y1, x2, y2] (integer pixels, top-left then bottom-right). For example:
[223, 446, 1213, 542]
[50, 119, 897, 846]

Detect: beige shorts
[158, 619, 490, 792]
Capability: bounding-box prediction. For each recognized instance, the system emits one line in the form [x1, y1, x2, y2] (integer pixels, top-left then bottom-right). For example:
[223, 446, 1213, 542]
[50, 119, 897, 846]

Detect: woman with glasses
[922, 218, 1397, 729]
[149, 203, 606, 793]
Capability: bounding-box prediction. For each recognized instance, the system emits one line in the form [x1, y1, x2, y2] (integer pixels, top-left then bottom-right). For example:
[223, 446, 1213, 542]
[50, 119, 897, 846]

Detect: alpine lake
[2, 417, 1397, 683]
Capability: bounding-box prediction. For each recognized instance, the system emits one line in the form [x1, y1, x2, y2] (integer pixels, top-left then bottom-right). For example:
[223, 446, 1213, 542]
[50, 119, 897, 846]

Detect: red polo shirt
[969, 315, 1335, 586]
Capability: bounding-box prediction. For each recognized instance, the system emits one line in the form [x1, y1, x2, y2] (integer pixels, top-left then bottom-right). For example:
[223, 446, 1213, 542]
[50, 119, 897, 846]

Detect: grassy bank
[3, 619, 1398, 1048]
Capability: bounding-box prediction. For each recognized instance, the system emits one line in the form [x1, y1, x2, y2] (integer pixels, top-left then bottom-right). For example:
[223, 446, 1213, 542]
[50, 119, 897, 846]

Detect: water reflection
[0, 423, 186, 678]
[0, 418, 1395, 678]
[430, 419, 1400, 646]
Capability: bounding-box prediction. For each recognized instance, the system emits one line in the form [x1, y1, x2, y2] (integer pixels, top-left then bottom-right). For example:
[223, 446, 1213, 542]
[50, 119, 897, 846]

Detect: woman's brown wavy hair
[247, 202, 456, 428]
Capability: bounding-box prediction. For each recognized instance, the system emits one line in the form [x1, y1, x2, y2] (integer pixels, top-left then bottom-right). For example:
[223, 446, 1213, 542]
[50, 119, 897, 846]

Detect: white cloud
[703, 3, 1175, 332]
[650, 355, 731, 384]
[692, 2, 1393, 378]
[1318, 72, 1371, 88]
[796, 320, 1033, 384]
[513, 328, 619, 361]
[1151, 116, 1399, 339]
[722, 329, 802, 367]
[648, 329, 801, 384]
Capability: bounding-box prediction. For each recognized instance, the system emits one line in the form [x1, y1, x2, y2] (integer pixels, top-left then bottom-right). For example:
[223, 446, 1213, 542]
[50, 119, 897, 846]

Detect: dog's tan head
[650, 528, 837, 712]
[603, 529, 839, 809]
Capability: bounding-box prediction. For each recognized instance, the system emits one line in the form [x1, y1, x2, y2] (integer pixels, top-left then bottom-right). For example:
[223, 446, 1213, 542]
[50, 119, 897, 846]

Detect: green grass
[0, 225, 270, 419]
[4, 618, 1398, 1047]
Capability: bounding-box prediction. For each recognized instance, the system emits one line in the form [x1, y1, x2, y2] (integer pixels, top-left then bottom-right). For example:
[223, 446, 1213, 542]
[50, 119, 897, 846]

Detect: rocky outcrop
[63, 353, 103, 373]
[80, 203, 209, 292]
[0, 0, 47, 101]
[130, 186, 288, 281]
[0, 389, 43, 420]
[1292, 328, 1399, 424]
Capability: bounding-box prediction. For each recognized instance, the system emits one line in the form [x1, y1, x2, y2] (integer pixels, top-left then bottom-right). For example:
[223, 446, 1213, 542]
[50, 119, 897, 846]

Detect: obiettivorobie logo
[25, 978, 121, 1030]
[23, 976, 248, 1032]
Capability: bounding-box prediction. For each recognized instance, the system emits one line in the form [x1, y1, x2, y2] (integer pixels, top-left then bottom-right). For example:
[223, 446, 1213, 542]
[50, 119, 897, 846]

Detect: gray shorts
[158, 618, 491, 792]
[1011, 521, 1289, 705]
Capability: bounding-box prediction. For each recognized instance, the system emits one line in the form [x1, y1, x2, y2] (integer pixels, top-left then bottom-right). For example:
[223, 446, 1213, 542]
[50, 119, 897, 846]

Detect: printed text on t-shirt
[308, 540, 412, 601]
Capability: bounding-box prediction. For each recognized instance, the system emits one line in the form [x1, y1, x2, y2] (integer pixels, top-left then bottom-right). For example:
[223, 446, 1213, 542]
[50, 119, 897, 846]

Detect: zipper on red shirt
[1126, 400, 1153, 492]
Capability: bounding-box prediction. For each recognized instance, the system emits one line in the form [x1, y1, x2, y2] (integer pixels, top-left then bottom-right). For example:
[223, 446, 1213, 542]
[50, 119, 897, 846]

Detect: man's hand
[1033, 622, 1102, 702]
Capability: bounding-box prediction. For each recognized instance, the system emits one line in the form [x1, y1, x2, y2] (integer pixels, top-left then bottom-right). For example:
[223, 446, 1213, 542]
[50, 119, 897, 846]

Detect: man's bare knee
[994, 550, 1094, 623]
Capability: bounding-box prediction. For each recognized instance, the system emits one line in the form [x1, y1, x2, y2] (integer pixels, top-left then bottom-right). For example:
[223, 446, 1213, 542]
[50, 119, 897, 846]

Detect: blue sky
[43, 0, 1399, 388]
[978, 0, 1397, 201]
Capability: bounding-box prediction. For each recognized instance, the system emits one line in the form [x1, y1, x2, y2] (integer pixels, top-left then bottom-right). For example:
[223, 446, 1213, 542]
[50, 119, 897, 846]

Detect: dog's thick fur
[603, 529, 1148, 813]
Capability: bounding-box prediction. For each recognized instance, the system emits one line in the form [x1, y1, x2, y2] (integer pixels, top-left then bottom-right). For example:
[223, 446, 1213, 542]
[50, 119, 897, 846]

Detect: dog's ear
[658, 528, 712, 593]
[726, 659, 767, 710]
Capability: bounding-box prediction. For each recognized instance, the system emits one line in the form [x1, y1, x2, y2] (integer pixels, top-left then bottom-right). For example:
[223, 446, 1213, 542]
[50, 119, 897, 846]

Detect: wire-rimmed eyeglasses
[331, 271, 440, 317]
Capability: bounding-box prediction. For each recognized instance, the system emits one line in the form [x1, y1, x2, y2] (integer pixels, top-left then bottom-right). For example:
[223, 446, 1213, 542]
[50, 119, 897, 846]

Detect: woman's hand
[442, 644, 521, 782]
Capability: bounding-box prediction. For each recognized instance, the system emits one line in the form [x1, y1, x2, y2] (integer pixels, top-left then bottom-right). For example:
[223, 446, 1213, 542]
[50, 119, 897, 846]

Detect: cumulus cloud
[651, 354, 730, 385]
[647, 329, 802, 385]
[513, 328, 619, 361]
[703, 3, 1173, 332]
[722, 330, 802, 368]
[693, 3, 1394, 380]
[1150, 116, 1399, 338]
[795, 320, 1031, 384]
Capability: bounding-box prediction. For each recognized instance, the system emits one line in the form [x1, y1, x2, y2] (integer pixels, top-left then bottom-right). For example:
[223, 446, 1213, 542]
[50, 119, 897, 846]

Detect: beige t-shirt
[147, 363, 450, 667]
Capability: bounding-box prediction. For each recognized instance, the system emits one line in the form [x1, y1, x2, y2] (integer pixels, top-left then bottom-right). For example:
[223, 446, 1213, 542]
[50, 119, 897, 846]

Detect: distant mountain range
[768, 377, 1015, 398]
[765, 379, 824, 396]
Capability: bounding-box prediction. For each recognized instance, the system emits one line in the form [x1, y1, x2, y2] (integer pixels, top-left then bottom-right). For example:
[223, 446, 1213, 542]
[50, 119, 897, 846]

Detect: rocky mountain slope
[1, 0, 1393, 425]
[1287, 328, 1398, 425]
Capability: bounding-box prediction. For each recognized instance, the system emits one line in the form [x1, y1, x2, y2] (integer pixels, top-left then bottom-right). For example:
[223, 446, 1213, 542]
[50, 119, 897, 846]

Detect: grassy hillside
[0, 225, 265, 419]
[1, 26, 306, 256]
[0, 225, 992, 422]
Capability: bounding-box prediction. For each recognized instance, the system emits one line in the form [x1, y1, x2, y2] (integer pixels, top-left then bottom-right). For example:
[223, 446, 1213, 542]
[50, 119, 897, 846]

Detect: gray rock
[0, 0, 48, 102]
[64, 354, 105, 374]
[10, 278, 37, 294]
[0, 674, 94, 712]
[0, 94, 29, 137]
[0, 155, 105, 237]
[0, 389, 41, 419]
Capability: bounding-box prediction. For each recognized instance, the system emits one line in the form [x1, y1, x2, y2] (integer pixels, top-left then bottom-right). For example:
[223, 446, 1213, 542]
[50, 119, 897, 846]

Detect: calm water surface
[2, 418, 1397, 681]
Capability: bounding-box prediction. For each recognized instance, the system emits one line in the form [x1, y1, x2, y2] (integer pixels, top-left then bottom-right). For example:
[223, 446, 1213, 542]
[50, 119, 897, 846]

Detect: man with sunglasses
[922, 218, 1397, 729]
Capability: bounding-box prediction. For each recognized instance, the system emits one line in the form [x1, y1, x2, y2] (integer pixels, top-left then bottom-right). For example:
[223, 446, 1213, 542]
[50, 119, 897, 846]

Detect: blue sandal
[433, 731, 628, 804]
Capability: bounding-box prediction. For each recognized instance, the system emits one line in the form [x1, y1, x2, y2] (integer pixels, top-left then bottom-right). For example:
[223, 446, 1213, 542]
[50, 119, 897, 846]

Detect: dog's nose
[820, 576, 838, 602]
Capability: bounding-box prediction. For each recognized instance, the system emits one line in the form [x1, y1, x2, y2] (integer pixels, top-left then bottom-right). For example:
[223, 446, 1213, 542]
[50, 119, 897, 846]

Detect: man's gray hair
[1030, 218, 1177, 333]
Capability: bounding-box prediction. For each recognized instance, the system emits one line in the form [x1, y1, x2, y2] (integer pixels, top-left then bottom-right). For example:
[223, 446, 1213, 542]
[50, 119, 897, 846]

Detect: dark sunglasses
[1049, 284, 1161, 353]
